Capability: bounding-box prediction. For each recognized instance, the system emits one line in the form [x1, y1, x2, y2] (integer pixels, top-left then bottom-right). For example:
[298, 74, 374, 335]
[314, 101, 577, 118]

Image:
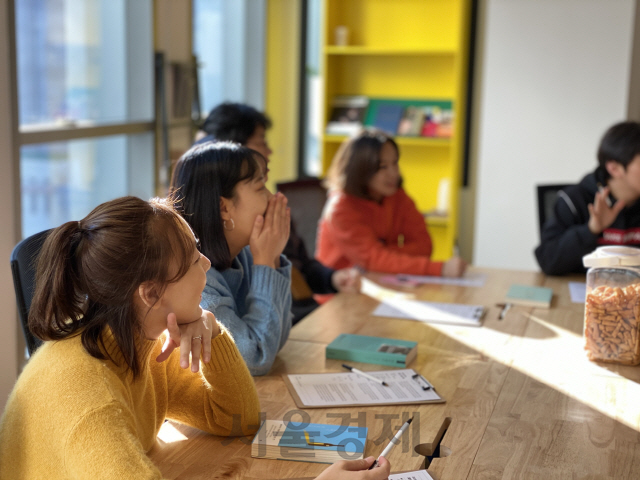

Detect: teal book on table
[251, 420, 367, 464]
[505, 284, 553, 308]
[326, 333, 418, 367]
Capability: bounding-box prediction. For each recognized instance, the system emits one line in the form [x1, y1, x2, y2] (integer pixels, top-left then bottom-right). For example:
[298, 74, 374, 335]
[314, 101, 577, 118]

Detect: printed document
[380, 272, 487, 288]
[286, 369, 441, 407]
[389, 471, 434, 480]
[569, 282, 586, 303]
[373, 298, 484, 327]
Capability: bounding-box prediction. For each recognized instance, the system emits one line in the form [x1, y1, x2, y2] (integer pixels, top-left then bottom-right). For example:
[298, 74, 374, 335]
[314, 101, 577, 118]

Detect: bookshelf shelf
[324, 134, 451, 148]
[320, 0, 471, 261]
[324, 46, 456, 56]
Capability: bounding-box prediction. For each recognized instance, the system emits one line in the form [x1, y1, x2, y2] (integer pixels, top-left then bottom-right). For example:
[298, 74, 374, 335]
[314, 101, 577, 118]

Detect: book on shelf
[421, 105, 454, 138]
[362, 98, 454, 139]
[325, 95, 369, 136]
[397, 106, 425, 137]
[326, 333, 418, 367]
[369, 102, 405, 136]
[505, 284, 553, 308]
[251, 419, 367, 464]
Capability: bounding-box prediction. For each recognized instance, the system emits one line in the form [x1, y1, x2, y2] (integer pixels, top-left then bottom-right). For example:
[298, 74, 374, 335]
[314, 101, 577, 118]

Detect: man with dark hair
[535, 121, 640, 275]
[197, 103, 272, 153]
[195, 102, 360, 322]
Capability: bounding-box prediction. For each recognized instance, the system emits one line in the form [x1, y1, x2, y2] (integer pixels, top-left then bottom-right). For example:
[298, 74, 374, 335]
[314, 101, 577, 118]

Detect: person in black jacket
[195, 102, 360, 322]
[535, 121, 640, 275]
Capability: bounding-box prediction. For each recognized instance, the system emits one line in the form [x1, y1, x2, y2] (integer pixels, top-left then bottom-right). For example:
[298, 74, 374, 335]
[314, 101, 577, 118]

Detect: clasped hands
[251, 192, 291, 269]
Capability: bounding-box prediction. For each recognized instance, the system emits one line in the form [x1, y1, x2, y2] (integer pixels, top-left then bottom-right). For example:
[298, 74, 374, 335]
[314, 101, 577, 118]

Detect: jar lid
[583, 246, 640, 267]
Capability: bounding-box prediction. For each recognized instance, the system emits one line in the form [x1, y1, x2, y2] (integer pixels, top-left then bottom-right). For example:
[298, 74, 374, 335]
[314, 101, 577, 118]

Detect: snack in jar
[582, 246, 640, 365]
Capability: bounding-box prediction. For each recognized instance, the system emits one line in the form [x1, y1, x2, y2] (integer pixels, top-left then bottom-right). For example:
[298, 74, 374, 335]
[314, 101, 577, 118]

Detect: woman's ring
[192, 335, 202, 341]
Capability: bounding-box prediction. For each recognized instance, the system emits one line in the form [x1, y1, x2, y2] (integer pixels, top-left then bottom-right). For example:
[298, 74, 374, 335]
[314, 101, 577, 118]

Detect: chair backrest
[10, 229, 52, 356]
[276, 178, 327, 256]
[536, 184, 572, 237]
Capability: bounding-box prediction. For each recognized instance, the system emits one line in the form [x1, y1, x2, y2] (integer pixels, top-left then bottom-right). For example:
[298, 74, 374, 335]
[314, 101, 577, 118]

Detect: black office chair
[276, 177, 327, 256]
[10, 229, 52, 356]
[536, 184, 572, 238]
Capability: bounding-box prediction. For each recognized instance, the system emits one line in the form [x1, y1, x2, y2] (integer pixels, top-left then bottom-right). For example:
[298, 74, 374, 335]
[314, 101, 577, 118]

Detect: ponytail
[29, 221, 86, 341]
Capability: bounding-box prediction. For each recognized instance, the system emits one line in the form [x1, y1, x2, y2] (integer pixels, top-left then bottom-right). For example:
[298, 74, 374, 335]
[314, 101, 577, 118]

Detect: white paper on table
[361, 277, 416, 301]
[569, 282, 586, 303]
[373, 298, 484, 327]
[386, 272, 488, 288]
[389, 471, 434, 480]
[287, 369, 441, 407]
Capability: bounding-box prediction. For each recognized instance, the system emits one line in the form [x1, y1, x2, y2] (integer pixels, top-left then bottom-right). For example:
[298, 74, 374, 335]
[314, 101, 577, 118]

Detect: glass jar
[583, 246, 640, 365]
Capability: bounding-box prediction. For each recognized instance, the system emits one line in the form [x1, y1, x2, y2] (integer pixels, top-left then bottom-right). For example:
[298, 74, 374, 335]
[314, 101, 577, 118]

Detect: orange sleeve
[325, 195, 443, 276]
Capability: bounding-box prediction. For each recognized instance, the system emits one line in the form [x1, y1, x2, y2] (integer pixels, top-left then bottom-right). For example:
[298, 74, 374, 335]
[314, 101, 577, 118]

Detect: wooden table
[149, 267, 640, 479]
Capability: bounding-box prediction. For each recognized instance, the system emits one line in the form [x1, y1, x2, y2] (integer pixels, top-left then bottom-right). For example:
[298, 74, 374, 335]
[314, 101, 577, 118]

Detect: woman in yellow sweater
[0, 195, 390, 480]
[0, 196, 261, 479]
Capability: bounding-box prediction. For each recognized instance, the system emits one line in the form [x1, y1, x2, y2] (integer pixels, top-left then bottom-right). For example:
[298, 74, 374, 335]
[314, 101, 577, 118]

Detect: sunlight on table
[157, 422, 188, 444]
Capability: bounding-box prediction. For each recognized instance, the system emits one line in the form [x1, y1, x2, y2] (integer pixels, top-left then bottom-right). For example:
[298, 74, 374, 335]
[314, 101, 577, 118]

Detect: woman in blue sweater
[171, 141, 292, 376]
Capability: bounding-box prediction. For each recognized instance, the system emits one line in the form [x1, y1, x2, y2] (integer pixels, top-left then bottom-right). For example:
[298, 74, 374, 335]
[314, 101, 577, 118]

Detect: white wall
[473, 0, 636, 270]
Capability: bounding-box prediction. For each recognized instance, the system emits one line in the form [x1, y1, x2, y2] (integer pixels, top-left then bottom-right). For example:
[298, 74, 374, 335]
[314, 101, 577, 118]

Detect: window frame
[10, 0, 158, 239]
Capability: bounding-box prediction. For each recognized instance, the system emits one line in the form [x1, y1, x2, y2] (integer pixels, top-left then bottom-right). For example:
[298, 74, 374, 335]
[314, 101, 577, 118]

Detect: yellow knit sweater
[0, 326, 260, 479]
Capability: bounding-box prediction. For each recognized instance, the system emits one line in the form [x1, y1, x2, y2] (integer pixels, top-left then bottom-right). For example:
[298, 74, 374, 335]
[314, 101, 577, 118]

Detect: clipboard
[282, 368, 445, 409]
[372, 299, 485, 327]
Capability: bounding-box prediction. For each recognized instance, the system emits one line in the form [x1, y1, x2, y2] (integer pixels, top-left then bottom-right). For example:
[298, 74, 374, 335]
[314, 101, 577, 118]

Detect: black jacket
[535, 171, 640, 275]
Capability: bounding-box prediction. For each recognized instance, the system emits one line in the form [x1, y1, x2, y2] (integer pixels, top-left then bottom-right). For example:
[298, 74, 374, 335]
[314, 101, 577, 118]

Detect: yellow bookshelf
[320, 0, 471, 261]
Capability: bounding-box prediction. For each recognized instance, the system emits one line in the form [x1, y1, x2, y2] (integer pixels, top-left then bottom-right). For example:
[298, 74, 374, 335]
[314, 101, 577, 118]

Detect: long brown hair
[324, 128, 400, 199]
[28, 196, 196, 378]
[170, 141, 260, 270]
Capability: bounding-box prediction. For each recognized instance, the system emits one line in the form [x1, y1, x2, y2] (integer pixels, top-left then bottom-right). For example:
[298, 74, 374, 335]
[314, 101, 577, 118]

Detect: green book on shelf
[326, 334, 417, 367]
[505, 284, 553, 308]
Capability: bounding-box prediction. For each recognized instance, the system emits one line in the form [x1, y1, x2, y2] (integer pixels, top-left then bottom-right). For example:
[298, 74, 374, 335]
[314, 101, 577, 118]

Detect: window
[20, 134, 153, 237]
[14, 0, 155, 238]
[193, 0, 266, 116]
[300, 0, 323, 177]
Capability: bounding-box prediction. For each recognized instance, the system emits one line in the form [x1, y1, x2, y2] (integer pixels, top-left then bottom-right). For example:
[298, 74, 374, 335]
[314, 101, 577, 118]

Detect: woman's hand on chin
[250, 192, 291, 269]
[155, 310, 220, 372]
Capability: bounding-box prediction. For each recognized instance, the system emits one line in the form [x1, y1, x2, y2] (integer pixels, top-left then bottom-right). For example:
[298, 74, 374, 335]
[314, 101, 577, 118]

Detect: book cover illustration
[370, 103, 404, 136]
[420, 105, 454, 138]
[397, 106, 425, 136]
[326, 96, 369, 135]
[280, 422, 366, 453]
[363, 99, 454, 139]
[252, 419, 367, 463]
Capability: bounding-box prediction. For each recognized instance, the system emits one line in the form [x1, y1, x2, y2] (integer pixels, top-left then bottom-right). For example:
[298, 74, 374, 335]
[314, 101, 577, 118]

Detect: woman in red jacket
[317, 129, 467, 277]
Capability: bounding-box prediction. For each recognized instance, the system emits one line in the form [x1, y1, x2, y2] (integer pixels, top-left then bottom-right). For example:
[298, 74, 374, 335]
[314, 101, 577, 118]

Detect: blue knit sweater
[201, 246, 292, 376]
